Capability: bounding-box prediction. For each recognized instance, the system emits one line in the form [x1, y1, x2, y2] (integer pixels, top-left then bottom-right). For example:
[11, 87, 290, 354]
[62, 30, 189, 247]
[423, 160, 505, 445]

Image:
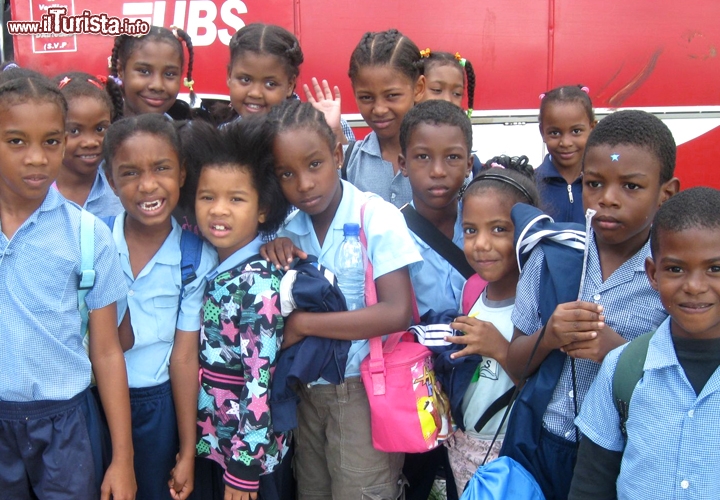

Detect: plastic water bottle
[335, 223, 366, 311]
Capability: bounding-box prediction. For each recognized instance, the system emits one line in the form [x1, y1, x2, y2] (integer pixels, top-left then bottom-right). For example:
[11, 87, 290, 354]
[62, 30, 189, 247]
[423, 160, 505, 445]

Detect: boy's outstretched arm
[568, 436, 621, 500]
[88, 303, 137, 500]
[283, 267, 413, 346]
[505, 301, 605, 381]
[168, 329, 199, 500]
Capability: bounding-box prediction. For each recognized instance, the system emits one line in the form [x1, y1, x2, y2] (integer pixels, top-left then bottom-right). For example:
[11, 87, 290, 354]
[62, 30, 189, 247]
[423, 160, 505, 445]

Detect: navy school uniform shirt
[535, 154, 585, 224]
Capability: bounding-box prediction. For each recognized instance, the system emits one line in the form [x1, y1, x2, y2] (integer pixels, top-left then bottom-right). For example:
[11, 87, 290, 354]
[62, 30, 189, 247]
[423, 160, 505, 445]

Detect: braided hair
[228, 23, 304, 84]
[0, 75, 67, 120]
[266, 99, 336, 150]
[464, 155, 539, 207]
[419, 50, 475, 116]
[110, 26, 196, 105]
[539, 85, 594, 126]
[54, 72, 122, 121]
[348, 29, 421, 84]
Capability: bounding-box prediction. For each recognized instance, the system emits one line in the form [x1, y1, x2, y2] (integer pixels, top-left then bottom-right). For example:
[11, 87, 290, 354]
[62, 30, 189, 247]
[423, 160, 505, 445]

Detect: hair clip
[490, 162, 505, 169]
[539, 93, 546, 100]
[87, 78, 104, 90]
[581, 86, 590, 93]
[109, 75, 123, 86]
[466, 108, 473, 119]
[2, 62, 19, 72]
[184, 77, 194, 92]
[169, 24, 180, 40]
[420, 48, 431, 58]
[95, 75, 108, 85]
[455, 52, 462, 61]
[58, 76, 72, 89]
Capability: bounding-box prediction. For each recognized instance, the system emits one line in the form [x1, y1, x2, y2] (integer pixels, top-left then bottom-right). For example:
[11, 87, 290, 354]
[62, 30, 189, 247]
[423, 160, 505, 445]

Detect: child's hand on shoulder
[168, 452, 194, 500]
[260, 237, 307, 270]
[448, 316, 509, 362]
[224, 485, 258, 500]
[101, 458, 137, 500]
[560, 323, 626, 363]
[303, 77, 345, 143]
[543, 301, 604, 351]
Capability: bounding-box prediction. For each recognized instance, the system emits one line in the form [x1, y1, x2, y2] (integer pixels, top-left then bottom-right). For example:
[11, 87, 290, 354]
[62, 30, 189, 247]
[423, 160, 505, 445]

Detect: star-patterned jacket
[197, 254, 289, 492]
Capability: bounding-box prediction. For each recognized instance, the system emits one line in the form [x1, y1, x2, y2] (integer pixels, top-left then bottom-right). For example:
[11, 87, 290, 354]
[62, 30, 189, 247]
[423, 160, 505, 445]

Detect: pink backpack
[358, 203, 453, 453]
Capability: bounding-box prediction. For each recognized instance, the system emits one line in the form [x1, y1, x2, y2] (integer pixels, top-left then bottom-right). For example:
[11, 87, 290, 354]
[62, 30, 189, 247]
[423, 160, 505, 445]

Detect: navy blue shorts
[537, 428, 578, 500]
[130, 381, 179, 500]
[0, 387, 101, 500]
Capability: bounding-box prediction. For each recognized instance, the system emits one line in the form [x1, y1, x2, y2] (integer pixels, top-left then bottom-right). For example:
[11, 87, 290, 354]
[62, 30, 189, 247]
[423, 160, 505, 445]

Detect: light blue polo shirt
[111, 213, 218, 388]
[84, 166, 124, 218]
[0, 189, 127, 401]
[345, 131, 412, 208]
[409, 201, 466, 316]
[577, 317, 720, 499]
[278, 180, 422, 379]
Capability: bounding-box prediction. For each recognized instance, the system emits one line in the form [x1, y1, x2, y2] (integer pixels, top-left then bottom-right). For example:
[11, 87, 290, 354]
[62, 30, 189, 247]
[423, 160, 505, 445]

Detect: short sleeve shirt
[84, 167, 124, 218]
[277, 180, 422, 378]
[576, 317, 720, 499]
[345, 131, 412, 208]
[409, 201, 466, 316]
[512, 232, 667, 439]
[112, 214, 218, 388]
[0, 189, 127, 401]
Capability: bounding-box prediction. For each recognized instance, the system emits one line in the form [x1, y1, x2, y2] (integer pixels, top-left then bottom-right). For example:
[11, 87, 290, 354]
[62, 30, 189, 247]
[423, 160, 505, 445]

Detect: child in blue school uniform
[102, 113, 217, 500]
[0, 76, 135, 498]
[187, 118, 293, 500]
[262, 99, 422, 499]
[569, 187, 720, 500]
[396, 99, 473, 500]
[344, 29, 426, 208]
[535, 85, 596, 224]
[53, 72, 124, 217]
[398, 100, 473, 316]
[109, 26, 196, 119]
[503, 110, 680, 500]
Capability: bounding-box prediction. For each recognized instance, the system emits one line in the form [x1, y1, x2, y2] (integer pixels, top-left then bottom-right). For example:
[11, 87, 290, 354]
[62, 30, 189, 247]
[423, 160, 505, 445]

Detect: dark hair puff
[399, 99, 472, 154]
[539, 85, 594, 125]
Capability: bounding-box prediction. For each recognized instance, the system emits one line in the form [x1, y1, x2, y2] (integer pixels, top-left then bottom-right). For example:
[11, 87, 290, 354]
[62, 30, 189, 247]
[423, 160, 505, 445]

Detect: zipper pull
[567, 184, 574, 203]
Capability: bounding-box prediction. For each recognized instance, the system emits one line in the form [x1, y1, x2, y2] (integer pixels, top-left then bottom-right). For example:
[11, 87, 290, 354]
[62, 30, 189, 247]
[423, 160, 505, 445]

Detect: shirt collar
[86, 167, 111, 204]
[357, 131, 382, 158]
[207, 234, 264, 281]
[114, 213, 183, 266]
[536, 154, 582, 184]
[283, 180, 363, 236]
[644, 317, 680, 371]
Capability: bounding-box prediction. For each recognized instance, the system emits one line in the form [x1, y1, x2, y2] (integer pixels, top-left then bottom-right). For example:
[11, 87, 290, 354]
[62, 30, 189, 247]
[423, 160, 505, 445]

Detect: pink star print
[246, 393, 269, 420]
[198, 416, 216, 436]
[208, 387, 235, 407]
[258, 294, 280, 323]
[245, 347, 268, 379]
[221, 319, 240, 343]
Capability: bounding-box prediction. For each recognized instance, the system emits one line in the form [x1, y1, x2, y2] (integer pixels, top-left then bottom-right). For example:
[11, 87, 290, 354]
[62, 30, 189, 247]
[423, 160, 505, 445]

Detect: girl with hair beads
[110, 25, 195, 119]
[262, 99, 422, 498]
[536, 85, 595, 224]
[0, 75, 135, 499]
[224, 22, 354, 142]
[445, 156, 540, 493]
[52, 72, 124, 217]
[187, 118, 292, 500]
[102, 114, 217, 500]
[345, 28, 426, 207]
[418, 49, 475, 115]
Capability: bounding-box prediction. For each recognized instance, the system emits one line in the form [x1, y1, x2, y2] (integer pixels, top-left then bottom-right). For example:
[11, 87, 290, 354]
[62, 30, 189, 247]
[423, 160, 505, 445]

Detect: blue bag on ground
[460, 456, 545, 500]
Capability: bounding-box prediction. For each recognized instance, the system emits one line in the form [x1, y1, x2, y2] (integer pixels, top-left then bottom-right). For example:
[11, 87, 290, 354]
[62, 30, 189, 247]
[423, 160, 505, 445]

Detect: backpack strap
[179, 229, 204, 293]
[100, 215, 116, 230]
[78, 209, 96, 349]
[461, 274, 487, 316]
[613, 330, 655, 439]
[341, 140, 356, 181]
[400, 204, 475, 279]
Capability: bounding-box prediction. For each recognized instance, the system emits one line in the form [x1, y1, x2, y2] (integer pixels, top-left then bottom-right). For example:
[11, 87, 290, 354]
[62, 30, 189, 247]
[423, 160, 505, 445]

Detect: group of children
[0, 17, 717, 500]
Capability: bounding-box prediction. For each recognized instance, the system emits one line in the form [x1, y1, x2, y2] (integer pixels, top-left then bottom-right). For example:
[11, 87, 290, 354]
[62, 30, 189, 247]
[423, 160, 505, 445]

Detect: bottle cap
[343, 223, 360, 236]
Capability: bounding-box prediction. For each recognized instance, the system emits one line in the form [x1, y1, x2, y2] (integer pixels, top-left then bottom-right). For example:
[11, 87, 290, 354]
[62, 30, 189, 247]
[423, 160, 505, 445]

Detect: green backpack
[612, 330, 656, 439]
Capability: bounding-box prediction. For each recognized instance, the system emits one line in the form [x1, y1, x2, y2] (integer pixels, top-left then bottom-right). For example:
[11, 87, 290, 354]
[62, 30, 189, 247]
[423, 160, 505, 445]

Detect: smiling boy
[569, 187, 720, 500]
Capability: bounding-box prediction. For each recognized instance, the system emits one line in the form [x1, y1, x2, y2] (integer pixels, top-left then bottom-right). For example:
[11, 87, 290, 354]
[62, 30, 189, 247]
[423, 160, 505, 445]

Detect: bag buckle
[368, 358, 385, 375]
